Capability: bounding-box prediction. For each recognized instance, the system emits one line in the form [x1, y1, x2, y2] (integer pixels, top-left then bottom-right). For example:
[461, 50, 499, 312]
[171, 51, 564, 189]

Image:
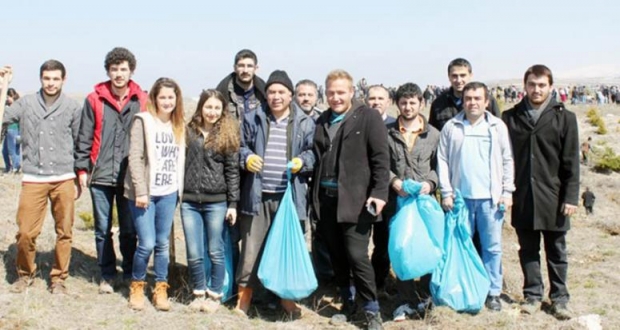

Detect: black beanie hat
[265, 70, 294, 94]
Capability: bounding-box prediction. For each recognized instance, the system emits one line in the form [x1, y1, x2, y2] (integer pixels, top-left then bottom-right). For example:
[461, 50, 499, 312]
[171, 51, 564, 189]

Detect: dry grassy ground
[0, 102, 619, 330]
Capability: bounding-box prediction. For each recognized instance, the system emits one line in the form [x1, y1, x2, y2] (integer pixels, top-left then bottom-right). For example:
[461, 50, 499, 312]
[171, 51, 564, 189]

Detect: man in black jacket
[215, 49, 267, 124]
[502, 65, 579, 320]
[429, 58, 500, 131]
[312, 69, 389, 330]
[581, 187, 595, 215]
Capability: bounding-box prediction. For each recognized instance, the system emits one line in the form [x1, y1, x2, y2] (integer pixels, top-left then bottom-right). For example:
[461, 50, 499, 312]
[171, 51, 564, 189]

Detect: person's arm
[437, 125, 453, 199]
[0, 66, 12, 120]
[127, 117, 148, 198]
[559, 112, 580, 213]
[75, 99, 96, 174]
[366, 110, 390, 202]
[224, 151, 240, 208]
[238, 114, 255, 171]
[295, 119, 316, 175]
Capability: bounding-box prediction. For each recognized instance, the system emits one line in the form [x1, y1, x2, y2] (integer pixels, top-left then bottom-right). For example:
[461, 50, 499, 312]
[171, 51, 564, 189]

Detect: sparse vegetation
[593, 147, 620, 173]
[586, 107, 607, 135]
[78, 208, 119, 230]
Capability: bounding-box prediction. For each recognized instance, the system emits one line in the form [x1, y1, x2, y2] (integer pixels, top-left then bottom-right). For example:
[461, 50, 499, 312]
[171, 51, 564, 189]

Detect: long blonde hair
[188, 89, 240, 155]
[147, 77, 185, 144]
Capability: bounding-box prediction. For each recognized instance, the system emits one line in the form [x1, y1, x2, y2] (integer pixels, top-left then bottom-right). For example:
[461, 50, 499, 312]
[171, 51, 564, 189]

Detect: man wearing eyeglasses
[216, 49, 267, 125]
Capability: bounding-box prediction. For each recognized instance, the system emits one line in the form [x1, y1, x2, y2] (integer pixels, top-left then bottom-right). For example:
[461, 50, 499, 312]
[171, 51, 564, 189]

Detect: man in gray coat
[0, 61, 82, 295]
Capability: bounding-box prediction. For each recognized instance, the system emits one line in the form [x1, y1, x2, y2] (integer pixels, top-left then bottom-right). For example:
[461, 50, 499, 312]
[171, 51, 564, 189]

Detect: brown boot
[129, 281, 146, 311]
[233, 286, 253, 317]
[281, 299, 303, 320]
[153, 282, 171, 311]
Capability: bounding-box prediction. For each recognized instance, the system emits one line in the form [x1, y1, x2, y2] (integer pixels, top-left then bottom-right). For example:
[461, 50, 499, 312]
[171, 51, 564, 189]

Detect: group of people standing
[0, 48, 580, 330]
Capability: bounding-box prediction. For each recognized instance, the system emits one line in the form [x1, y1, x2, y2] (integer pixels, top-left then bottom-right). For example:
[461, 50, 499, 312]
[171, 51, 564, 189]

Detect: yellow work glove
[291, 157, 303, 174]
[246, 155, 263, 173]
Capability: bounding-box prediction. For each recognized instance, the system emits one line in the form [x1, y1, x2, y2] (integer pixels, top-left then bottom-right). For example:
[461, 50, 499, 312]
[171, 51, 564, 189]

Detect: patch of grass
[587, 107, 607, 134]
[584, 279, 596, 289]
[78, 207, 119, 230]
[593, 147, 620, 173]
[592, 307, 607, 316]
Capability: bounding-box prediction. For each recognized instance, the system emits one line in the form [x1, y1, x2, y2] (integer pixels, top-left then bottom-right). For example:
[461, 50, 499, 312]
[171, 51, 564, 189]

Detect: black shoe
[342, 299, 358, 319]
[550, 302, 572, 320]
[485, 295, 502, 311]
[365, 311, 384, 330]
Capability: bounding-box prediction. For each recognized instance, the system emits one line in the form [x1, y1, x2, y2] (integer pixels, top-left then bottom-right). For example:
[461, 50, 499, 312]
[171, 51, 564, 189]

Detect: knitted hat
[265, 70, 294, 94]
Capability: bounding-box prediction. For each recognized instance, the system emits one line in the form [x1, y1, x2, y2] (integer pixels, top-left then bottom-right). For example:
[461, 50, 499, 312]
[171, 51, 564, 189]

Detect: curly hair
[188, 89, 240, 155]
[104, 47, 137, 72]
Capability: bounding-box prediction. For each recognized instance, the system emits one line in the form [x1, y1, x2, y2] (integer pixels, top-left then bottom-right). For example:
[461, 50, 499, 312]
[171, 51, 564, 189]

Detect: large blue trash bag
[388, 180, 444, 281]
[204, 224, 235, 302]
[257, 165, 318, 300]
[430, 190, 491, 313]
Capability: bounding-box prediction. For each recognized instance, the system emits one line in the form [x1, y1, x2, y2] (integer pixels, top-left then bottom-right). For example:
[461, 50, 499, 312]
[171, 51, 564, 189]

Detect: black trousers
[516, 228, 570, 303]
[317, 191, 378, 304]
[371, 216, 390, 290]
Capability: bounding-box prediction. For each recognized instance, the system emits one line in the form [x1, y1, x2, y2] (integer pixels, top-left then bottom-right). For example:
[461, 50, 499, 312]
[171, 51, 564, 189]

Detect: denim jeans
[129, 192, 178, 282]
[180, 201, 228, 294]
[463, 198, 504, 296]
[2, 127, 21, 172]
[90, 184, 136, 280]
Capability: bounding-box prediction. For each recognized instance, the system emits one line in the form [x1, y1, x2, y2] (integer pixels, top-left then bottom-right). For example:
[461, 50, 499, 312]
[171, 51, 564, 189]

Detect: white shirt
[149, 118, 179, 196]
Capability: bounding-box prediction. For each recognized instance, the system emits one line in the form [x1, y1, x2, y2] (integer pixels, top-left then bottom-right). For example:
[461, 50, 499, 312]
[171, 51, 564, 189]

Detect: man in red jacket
[75, 47, 148, 294]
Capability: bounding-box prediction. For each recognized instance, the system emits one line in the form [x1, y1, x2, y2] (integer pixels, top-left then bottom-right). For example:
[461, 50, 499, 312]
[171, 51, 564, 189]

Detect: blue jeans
[463, 198, 504, 296]
[90, 184, 136, 280]
[2, 127, 21, 172]
[180, 201, 228, 294]
[129, 192, 178, 282]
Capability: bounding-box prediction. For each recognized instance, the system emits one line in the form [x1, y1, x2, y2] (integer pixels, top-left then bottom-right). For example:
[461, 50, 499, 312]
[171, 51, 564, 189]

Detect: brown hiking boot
[10, 277, 34, 293]
[50, 281, 68, 295]
[129, 281, 146, 311]
[153, 282, 171, 311]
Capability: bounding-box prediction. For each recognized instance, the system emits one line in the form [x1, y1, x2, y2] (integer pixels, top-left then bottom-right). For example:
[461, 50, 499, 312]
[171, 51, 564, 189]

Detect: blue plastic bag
[388, 180, 444, 281]
[258, 166, 318, 300]
[430, 190, 491, 313]
[204, 224, 235, 302]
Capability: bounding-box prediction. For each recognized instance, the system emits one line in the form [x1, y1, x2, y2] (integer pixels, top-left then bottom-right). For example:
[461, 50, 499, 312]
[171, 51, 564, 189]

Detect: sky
[2, 0, 619, 95]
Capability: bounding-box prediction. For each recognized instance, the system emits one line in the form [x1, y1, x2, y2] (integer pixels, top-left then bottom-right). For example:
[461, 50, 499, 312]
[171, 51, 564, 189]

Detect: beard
[42, 87, 61, 98]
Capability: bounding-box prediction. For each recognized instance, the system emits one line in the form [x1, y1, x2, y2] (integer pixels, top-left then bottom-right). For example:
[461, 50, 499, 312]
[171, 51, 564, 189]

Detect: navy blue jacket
[239, 103, 316, 219]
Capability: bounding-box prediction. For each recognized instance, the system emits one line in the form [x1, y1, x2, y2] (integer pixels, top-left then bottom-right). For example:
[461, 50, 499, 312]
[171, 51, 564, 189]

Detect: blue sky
[2, 0, 618, 95]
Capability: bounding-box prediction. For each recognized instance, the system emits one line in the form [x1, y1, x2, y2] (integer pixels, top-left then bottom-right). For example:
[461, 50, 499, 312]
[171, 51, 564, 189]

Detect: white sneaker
[98, 279, 114, 294]
[392, 303, 415, 322]
[188, 294, 206, 311]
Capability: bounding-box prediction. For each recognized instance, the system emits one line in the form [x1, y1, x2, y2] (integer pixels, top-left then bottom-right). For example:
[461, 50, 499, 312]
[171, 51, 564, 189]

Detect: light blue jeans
[180, 201, 228, 294]
[463, 198, 504, 296]
[129, 192, 178, 282]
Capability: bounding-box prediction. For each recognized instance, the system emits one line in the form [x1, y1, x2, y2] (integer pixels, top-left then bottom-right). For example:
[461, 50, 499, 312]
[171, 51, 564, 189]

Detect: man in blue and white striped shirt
[236, 70, 316, 318]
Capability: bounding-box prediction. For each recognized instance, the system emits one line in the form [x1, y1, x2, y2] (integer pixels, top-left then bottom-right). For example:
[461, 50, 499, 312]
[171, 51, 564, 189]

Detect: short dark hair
[104, 47, 137, 72]
[462, 81, 488, 100]
[295, 79, 318, 91]
[395, 83, 423, 102]
[523, 64, 554, 86]
[40, 59, 66, 78]
[234, 49, 258, 66]
[448, 58, 472, 74]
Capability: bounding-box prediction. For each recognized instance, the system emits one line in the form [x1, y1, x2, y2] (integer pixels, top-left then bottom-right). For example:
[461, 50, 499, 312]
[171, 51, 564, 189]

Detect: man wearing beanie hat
[235, 69, 316, 319]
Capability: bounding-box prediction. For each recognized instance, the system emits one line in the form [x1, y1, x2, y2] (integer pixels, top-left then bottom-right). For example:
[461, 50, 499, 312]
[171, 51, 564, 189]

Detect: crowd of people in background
[0, 48, 595, 330]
